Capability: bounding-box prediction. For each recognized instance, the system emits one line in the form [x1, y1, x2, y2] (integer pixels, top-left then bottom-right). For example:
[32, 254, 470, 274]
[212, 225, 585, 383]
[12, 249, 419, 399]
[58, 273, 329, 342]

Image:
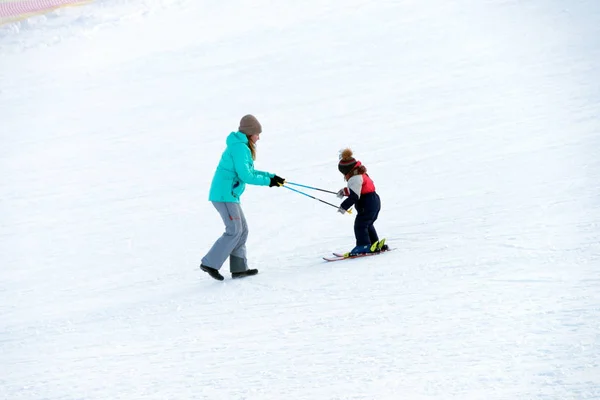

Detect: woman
[200, 114, 285, 281]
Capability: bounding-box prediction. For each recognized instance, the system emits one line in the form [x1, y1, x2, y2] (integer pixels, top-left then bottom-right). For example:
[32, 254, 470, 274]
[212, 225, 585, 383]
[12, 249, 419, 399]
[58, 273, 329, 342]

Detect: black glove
[269, 175, 285, 187]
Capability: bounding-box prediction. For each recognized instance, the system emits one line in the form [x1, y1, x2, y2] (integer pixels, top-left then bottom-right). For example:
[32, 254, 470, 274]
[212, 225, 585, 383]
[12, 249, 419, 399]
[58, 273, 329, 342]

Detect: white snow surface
[1, 0, 600, 399]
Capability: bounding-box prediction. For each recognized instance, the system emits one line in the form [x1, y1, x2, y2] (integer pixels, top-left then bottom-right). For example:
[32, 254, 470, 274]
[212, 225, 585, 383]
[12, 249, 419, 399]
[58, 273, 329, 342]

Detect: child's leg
[368, 224, 379, 244]
[353, 193, 382, 248]
[353, 214, 373, 247]
[367, 193, 382, 245]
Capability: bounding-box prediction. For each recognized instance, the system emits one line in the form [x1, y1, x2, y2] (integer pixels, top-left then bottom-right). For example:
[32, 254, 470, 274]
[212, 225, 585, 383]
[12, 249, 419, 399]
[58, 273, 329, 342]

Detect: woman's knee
[225, 220, 245, 237]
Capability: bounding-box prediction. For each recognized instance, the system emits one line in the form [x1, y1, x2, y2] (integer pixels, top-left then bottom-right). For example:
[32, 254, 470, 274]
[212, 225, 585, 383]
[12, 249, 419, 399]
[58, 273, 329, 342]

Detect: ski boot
[371, 239, 388, 252]
[344, 245, 374, 257]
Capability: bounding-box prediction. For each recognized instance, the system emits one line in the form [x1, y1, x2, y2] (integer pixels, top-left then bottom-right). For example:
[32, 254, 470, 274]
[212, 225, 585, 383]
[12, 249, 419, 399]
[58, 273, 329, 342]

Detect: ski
[323, 249, 394, 262]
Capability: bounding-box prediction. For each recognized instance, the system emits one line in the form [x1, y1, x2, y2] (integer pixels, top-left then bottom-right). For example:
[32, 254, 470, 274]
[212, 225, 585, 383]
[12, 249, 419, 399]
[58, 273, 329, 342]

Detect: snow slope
[1, 0, 599, 399]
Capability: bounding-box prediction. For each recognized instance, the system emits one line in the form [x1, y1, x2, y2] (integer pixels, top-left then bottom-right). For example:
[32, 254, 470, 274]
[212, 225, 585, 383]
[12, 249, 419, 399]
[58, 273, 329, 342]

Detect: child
[336, 148, 387, 256]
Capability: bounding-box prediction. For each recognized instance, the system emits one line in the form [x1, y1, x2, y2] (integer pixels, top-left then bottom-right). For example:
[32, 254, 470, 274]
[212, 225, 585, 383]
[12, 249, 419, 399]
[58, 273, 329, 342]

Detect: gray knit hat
[239, 114, 262, 136]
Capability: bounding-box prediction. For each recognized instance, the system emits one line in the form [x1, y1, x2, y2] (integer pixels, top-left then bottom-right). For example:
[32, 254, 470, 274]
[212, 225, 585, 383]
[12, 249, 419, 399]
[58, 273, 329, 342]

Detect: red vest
[361, 174, 376, 194]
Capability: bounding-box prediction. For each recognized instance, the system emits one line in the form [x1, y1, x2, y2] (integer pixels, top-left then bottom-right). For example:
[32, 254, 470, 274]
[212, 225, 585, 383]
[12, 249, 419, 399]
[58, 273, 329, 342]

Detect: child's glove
[337, 206, 347, 214]
[336, 188, 349, 199]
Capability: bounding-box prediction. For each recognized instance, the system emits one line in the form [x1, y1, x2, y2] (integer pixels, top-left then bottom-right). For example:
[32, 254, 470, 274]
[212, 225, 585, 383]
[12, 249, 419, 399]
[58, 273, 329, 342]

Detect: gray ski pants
[201, 202, 249, 272]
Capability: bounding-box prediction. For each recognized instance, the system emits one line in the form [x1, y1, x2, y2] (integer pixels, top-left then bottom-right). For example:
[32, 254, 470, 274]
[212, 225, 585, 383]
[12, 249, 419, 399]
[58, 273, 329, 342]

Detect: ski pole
[282, 185, 352, 214]
[285, 181, 338, 195]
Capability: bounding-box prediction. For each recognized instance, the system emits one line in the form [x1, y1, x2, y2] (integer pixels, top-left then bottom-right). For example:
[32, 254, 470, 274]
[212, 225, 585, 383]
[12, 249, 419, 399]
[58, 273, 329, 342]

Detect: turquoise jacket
[208, 131, 274, 203]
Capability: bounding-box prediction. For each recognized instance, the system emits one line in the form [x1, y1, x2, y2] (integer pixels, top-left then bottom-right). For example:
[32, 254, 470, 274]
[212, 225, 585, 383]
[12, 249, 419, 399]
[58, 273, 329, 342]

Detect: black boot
[232, 269, 259, 279]
[200, 264, 224, 281]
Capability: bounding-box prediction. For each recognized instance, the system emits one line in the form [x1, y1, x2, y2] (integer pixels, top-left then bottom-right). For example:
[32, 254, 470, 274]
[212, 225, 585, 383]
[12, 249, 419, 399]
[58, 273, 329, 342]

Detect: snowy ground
[1, 0, 600, 399]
